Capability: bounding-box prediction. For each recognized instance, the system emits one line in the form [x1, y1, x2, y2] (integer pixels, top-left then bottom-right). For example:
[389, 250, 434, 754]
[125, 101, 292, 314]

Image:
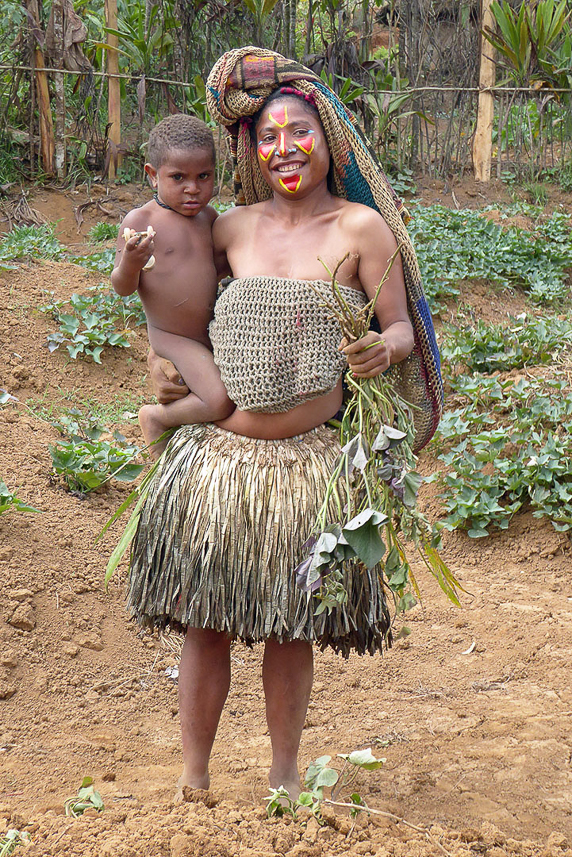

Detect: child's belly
[140, 284, 215, 344]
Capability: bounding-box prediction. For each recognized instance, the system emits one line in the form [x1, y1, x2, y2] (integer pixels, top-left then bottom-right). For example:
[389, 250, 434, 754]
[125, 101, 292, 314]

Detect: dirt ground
[0, 179, 571, 857]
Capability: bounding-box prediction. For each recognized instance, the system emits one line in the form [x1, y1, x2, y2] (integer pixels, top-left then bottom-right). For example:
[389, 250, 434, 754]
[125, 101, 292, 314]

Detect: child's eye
[198, 172, 211, 180]
[172, 173, 183, 181]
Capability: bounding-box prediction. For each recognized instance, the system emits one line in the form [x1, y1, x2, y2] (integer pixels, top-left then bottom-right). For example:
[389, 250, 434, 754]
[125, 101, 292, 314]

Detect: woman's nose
[277, 132, 295, 157]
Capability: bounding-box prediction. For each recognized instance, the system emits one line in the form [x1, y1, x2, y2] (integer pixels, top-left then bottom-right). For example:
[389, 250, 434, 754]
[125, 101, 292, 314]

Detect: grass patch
[26, 390, 146, 430]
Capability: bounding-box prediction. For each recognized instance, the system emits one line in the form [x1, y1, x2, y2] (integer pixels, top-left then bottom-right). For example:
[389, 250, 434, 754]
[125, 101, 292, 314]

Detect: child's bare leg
[263, 638, 313, 799]
[177, 627, 231, 795]
[140, 328, 233, 455]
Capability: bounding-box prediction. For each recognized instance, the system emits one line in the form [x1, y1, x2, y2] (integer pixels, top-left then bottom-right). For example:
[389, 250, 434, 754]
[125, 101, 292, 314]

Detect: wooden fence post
[473, 0, 496, 182]
[105, 0, 122, 180]
[52, 0, 66, 178]
[27, 0, 55, 176]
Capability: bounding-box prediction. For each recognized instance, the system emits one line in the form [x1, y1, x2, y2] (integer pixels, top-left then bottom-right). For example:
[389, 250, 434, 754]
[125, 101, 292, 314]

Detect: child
[111, 114, 234, 456]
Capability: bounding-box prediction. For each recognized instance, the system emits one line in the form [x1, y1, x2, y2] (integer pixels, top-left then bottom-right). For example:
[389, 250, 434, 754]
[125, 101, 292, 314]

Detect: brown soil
[1, 181, 571, 857]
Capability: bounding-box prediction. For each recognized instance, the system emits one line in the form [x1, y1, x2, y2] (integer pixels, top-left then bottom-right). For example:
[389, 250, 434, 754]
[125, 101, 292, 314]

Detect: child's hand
[122, 226, 156, 271]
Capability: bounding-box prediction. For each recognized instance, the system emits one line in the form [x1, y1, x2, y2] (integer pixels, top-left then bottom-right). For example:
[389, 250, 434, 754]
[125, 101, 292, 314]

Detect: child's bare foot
[138, 404, 169, 459]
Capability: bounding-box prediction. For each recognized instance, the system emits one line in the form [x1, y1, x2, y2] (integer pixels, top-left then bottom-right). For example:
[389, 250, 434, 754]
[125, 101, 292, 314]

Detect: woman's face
[255, 96, 330, 198]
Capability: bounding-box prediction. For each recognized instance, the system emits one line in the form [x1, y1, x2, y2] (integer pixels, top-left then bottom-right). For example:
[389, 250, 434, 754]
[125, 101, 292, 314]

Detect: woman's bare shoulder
[213, 202, 266, 241]
[337, 199, 387, 226]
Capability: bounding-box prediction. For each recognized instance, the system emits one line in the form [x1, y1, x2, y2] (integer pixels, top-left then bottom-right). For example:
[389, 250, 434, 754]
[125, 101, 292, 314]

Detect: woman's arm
[341, 209, 414, 378]
[212, 213, 233, 280]
[147, 347, 189, 403]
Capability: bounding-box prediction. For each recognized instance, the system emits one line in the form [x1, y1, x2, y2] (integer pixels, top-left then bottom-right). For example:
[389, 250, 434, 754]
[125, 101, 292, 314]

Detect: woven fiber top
[209, 276, 366, 413]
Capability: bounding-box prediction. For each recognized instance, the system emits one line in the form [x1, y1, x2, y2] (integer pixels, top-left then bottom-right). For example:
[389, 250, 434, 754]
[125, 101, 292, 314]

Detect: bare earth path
[0, 181, 571, 856]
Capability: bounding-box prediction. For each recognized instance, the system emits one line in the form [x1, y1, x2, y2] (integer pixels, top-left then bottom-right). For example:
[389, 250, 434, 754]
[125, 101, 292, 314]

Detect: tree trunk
[473, 0, 496, 182]
[52, 0, 66, 177]
[304, 0, 313, 58]
[27, 0, 55, 176]
[400, 0, 422, 168]
[285, 0, 296, 60]
[105, 0, 122, 180]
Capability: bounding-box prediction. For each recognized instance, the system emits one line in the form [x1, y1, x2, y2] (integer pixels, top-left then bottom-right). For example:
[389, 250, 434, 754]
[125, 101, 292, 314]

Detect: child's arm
[111, 217, 155, 296]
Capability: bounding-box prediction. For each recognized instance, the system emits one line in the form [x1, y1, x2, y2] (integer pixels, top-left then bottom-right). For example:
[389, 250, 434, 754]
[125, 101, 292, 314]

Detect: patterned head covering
[206, 46, 443, 451]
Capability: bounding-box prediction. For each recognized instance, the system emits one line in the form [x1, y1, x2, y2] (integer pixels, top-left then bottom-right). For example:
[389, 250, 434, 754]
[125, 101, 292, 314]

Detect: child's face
[145, 148, 215, 216]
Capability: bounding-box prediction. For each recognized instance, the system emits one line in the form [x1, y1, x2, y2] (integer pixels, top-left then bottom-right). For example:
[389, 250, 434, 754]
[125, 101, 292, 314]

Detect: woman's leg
[263, 638, 313, 798]
[177, 627, 232, 791]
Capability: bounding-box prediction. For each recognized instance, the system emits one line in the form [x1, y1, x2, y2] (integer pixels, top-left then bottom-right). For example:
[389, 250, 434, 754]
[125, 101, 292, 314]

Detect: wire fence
[1, 62, 571, 181]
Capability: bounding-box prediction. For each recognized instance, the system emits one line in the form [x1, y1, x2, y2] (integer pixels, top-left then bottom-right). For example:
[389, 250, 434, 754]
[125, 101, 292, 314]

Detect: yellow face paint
[294, 133, 315, 155]
[267, 105, 289, 128]
[278, 175, 302, 193]
[258, 141, 276, 161]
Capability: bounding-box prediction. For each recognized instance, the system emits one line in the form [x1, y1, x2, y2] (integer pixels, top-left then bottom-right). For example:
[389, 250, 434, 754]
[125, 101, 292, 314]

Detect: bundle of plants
[295, 252, 460, 617]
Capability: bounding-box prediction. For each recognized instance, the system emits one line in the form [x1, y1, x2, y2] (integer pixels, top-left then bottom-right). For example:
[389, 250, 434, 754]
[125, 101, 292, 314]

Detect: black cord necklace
[153, 193, 174, 211]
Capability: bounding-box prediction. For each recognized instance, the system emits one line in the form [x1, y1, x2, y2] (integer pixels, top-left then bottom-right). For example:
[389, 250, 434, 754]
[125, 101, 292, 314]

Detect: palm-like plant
[483, 0, 570, 89]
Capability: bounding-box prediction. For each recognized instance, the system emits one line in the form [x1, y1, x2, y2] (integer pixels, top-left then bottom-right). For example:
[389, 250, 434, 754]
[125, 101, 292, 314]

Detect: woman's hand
[147, 349, 189, 403]
[340, 331, 391, 378]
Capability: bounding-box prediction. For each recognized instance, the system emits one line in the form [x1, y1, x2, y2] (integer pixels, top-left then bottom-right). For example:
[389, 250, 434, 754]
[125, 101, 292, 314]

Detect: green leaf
[111, 463, 144, 482]
[342, 509, 387, 568]
[314, 767, 339, 788]
[340, 748, 385, 771]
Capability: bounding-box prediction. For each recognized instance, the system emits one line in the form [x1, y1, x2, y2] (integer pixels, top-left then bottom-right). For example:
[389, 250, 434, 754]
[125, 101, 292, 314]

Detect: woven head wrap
[206, 46, 443, 451]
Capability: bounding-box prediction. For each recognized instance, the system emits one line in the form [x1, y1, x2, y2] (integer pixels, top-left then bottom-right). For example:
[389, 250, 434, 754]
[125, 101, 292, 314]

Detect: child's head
[147, 114, 215, 168]
[145, 114, 216, 217]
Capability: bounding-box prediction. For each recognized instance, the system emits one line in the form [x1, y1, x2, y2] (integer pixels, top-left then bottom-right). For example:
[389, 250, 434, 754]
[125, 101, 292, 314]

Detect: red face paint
[258, 141, 276, 162]
[268, 105, 288, 128]
[278, 174, 302, 193]
[294, 132, 315, 155]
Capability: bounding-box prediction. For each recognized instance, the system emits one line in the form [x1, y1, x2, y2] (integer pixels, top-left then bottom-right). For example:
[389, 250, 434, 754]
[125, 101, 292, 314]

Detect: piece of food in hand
[122, 225, 156, 269]
[122, 225, 156, 241]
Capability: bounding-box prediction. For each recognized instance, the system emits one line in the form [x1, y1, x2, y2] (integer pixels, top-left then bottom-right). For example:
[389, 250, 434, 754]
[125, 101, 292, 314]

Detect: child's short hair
[147, 114, 215, 167]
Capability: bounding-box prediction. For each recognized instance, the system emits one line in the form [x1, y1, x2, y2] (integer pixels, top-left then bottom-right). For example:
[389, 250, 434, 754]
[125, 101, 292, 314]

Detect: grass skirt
[127, 423, 392, 657]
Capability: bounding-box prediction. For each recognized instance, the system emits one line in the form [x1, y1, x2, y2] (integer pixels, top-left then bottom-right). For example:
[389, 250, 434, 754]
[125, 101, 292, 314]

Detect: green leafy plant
[0, 224, 64, 270]
[0, 480, 40, 515]
[409, 205, 572, 309]
[432, 375, 572, 537]
[64, 777, 104, 818]
[319, 70, 365, 106]
[295, 253, 460, 616]
[484, 0, 570, 87]
[87, 222, 119, 244]
[101, 437, 174, 587]
[69, 247, 116, 275]
[0, 829, 31, 856]
[266, 748, 384, 821]
[40, 284, 146, 363]
[441, 314, 572, 375]
[49, 438, 143, 495]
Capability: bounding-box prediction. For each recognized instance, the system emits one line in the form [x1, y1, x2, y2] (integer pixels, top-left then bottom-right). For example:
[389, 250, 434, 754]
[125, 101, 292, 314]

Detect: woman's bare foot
[138, 404, 169, 459]
[269, 769, 302, 801]
[173, 768, 210, 803]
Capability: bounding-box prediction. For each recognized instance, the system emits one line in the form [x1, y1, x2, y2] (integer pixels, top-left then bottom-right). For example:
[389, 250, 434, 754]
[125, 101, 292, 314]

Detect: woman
[130, 47, 442, 798]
